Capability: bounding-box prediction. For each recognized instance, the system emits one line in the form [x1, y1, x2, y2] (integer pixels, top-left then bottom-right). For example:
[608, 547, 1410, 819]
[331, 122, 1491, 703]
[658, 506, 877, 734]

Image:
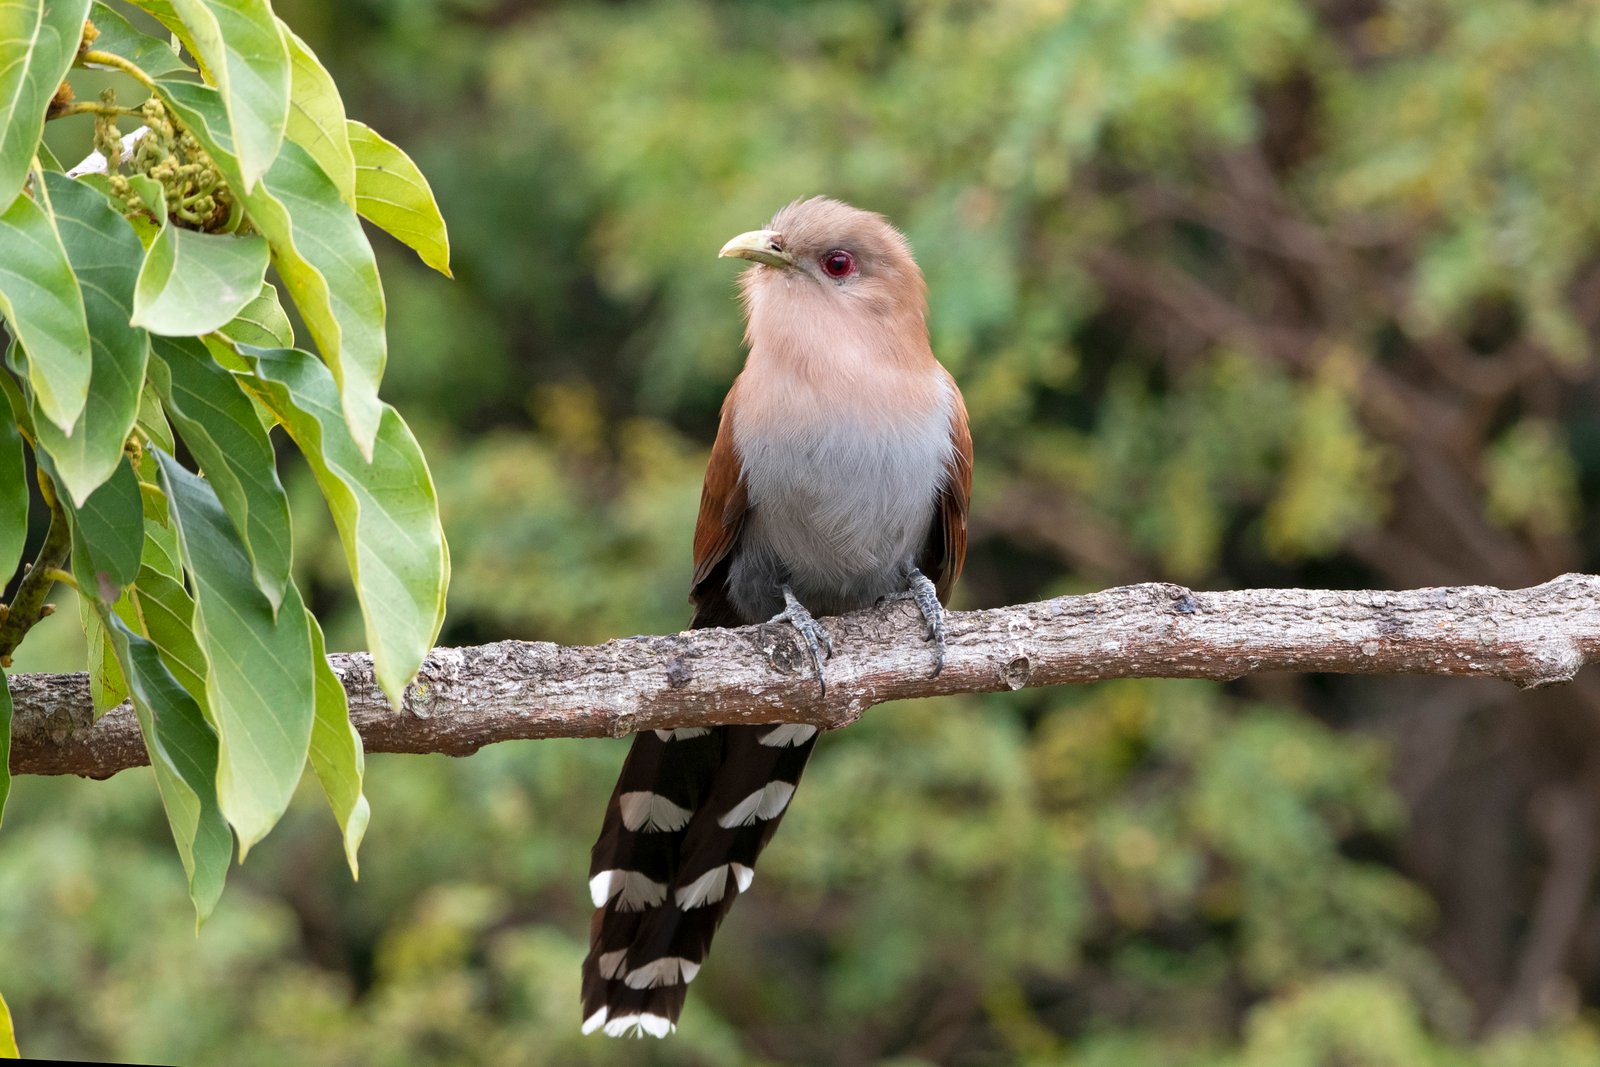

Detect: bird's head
[719, 197, 926, 324]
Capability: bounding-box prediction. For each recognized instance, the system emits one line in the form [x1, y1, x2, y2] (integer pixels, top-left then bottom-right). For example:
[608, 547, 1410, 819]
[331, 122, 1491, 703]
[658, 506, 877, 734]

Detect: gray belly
[726, 413, 950, 621]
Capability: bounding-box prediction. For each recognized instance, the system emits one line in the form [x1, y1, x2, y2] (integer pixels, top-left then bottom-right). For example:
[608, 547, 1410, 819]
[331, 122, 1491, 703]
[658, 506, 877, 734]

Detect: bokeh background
[10, 0, 1600, 1062]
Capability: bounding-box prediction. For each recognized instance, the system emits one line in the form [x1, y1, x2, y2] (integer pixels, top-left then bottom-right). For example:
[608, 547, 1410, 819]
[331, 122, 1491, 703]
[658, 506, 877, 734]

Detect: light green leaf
[132, 226, 269, 335]
[0, 670, 11, 829]
[0, 401, 25, 581]
[349, 120, 452, 277]
[57, 454, 142, 605]
[0, 186, 91, 434]
[124, 562, 206, 700]
[87, 1, 190, 78]
[0, 986, 17, 1056]
[150, 336, 292, 611]
[80, 592, 128, 713]
[166, 0, 289, 192]
[136, 380, 175, 454]
[102, 612, 231, 922]
[307, 614, 367, 877]
[36, 174, 149, 505]
[0, 0, 91, 210]
[157, 450, 314, 856]
[283, 24, 353, 205]
[157, 79, 386, 456]
[239, 345, 448, 708]
[219, 281, 293, 347]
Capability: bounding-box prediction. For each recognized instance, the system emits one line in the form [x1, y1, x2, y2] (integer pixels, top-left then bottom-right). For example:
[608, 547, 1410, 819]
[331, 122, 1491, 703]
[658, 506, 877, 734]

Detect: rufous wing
[688, 379, 749, 628]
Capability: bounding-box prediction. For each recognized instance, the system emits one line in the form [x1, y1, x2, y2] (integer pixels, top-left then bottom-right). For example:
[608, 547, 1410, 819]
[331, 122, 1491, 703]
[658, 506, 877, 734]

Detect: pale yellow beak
[718, 229, 792, 268]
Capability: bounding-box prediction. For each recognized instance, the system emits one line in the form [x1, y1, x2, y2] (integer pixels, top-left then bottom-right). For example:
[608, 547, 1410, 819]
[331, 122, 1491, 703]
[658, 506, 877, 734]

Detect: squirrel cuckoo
[581, 197, 972, 1037]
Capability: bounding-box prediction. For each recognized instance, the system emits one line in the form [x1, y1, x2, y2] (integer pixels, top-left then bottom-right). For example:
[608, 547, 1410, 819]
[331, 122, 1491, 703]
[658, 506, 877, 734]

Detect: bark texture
[12, 575, 1600, 778]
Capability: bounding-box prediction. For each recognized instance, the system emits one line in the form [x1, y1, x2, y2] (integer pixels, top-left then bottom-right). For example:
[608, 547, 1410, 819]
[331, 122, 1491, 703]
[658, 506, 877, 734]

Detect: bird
[580, 196, 972, 1038]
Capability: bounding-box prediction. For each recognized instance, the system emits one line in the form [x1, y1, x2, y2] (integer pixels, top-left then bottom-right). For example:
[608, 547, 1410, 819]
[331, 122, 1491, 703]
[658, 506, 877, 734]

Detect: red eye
[820, 250, 856, 278]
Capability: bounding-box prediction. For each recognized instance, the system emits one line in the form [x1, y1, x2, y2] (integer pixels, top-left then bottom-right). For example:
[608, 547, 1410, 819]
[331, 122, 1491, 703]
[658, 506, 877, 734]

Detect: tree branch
[11, 576, 1600, 779]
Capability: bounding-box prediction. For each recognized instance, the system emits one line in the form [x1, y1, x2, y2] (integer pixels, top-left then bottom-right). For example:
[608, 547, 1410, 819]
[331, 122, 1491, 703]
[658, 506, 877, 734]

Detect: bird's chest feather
[731, 366, 953, 603]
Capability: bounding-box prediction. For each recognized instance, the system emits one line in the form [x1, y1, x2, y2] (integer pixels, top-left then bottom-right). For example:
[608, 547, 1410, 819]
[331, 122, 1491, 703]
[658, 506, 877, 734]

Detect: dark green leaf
[0, 0, 92, 210]
[239, 345, 447, 708]
[59, 455, 143, 605]
[156, 450, 314, 855]
[0, 670, 11, 829]
[102, 612, 231, 921]
[36, 173, 149, 505]
[150, 335, 292, 611]
[0, 186, 91, 433]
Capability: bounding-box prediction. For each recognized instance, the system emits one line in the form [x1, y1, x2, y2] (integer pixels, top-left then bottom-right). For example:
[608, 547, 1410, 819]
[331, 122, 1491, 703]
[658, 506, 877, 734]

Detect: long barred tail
[581, 721, 819, 1037]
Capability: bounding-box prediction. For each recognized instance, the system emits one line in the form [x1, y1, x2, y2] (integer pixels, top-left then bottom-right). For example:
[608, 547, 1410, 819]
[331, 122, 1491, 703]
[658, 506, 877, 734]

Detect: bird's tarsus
[880, 567, 946, 676]
[766, 585, 833, 695]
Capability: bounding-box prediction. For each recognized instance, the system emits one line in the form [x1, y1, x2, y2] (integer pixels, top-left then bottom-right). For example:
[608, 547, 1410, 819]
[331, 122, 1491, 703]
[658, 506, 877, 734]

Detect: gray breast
[726, 383, 954, 620]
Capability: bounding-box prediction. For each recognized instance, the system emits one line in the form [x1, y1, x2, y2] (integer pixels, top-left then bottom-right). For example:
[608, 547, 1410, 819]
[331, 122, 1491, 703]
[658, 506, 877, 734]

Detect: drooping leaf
[36, 174, 149, 505]
[0, 0, 92, 211]
[136, 380, 175, 454]
[349, 120, 452, 278]
[150, 336, 292, 611]
[219, 281, 293, 347]
[86, 1, 190, 78]
[0, 187, 90, 434]
[156, 79, 386, 456]
[101, 612, 231, 922]
[239, 345, 448, 708]
[123, 562, 206, 701]
[0, 401, 25, 582]
[166, 0, 290, 191]
[132, 226, 269, 335]
[56, 454, 142, 605]
[156, 450, 314, 856]
[79, 592, 129, 713]
[307, 615, 367, 877]
[283, 24, 353, 205]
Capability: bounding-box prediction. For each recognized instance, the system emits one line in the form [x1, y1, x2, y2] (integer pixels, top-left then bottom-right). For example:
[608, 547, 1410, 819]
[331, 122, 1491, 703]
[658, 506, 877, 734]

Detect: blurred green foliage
[11, 0, 1600, 1062]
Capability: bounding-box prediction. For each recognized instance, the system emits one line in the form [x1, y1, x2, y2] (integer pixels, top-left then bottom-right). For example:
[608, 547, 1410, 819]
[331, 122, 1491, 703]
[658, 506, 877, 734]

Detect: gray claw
[886, 567, 946, 677]
[766, 585, 832, 695]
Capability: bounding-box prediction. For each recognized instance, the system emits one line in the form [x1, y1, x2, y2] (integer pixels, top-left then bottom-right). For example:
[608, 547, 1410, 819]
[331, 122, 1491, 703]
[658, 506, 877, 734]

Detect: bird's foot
[765, 586, 833, 696]
[879, 567, 946, 676]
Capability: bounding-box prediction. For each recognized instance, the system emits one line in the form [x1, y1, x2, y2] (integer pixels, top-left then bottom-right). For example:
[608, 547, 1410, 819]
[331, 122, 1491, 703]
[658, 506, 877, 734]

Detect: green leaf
[0, 185, 91, 434]
[132, 226, 269, 336]
[124, 562, 206, 700]
[307, 615, 367, 877]
[87, 1, 190, 78]
[166, 0, 290, 192]
[219, 281, 293, 347]
[150, 336, 292, 611]
[157, 79, 387, 456]
[156, 450, 314, 855]
[239, 345, 448, 708]
[0, 986, 17, 1057]
[136, 380, 175, 454]
[0, 671, 11, 829]
[349, 120, 452, 278]
[102, 612, 231, 922]
[0, 401, 25, 582]
[35, 174, 149, 505]
[58, 455, 142, 605]
[0, 0, 92, 210]
[283, 24, 353, 205]
[79, 592, 128, 713]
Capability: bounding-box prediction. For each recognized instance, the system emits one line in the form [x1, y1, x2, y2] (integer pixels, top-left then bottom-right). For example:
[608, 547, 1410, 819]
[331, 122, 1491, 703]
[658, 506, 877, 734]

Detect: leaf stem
[0, 474, 73, 666]
[47, 101, 141, 121]
[80, 51, 157, 90]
